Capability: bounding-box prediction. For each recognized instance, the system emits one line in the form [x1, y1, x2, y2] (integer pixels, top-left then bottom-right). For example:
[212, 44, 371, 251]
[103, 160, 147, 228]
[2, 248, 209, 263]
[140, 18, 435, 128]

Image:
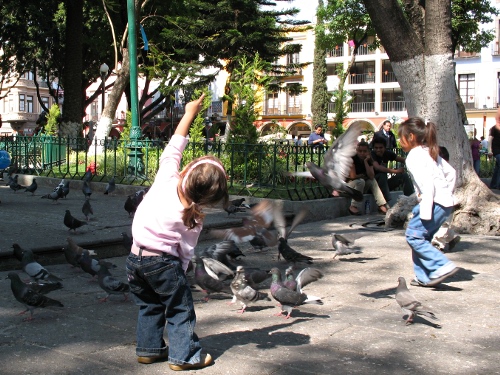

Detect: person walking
[398, 117, 459, 287]
[126, 93, 228, 370]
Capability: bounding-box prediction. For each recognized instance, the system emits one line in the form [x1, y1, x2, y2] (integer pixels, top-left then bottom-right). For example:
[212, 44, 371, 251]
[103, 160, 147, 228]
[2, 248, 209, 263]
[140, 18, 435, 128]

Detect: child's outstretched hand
[184, 93, 205, 117]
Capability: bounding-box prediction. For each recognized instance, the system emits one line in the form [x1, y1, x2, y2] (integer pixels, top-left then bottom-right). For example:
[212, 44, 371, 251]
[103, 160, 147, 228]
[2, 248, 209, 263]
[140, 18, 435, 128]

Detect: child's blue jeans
[126, 253, 202, 365]
[405, 203, 455, 284]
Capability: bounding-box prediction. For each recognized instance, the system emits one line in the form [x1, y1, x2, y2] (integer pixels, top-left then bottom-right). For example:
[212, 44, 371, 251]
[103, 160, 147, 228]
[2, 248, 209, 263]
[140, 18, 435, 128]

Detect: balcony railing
[327, 47, 344, 58]
[349, 73, 375, 85]
[351, 102, 375, 112]
[286, 106, 302, 115]
[382, 71, 397, 83]
[382, 101, 406, 112]
[356, 44, 376, 55]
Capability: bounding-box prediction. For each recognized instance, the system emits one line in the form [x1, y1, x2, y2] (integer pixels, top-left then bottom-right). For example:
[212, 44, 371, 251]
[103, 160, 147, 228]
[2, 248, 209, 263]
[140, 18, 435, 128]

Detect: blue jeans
[473, 159, 480, 175]
[490, 154, 500, 189]
[126, 253, 202, 365]
[405, 203, 455, 284]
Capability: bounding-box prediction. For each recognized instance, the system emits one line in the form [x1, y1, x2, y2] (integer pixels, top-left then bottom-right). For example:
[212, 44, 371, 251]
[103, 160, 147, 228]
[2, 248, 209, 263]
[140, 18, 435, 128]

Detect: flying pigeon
[291, 122, 364, 201]
[64, 210, 88, 232]
[104, 176, 116, 195]
[24, 179, 37, 195]
[230, 266, 270, 313]
[7, 272, 63, 321]
[269, 267, 323, 319]
[82, 180, 92, 198]
[196, 240, 244, 271]
[192, 255, 232, 301]
[331, 232, 367, 259]
[396, 277, 439, 325]
[284, 266, 323, 293]
[21, 249, 62, 282]
[200, 257, 234, 281]
[97, 261, 129, 302]
[82, 197, 93, 221]
[274, 207, 313, 264]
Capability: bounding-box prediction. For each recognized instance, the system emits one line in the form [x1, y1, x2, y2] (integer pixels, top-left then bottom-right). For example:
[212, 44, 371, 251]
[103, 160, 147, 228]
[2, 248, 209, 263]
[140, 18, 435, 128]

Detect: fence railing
[1, 136, 494, 200]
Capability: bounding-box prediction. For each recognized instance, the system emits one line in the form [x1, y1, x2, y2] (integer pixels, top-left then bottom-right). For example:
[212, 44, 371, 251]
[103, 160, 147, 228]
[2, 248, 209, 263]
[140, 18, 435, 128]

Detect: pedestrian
[488, 109, 500, 189]
[372, 120, 397, 149]
[126, 93, 228, 370]
[480, 136, 488, 153]
[398, 117, 459, 287]
[470, 137, 481, 175]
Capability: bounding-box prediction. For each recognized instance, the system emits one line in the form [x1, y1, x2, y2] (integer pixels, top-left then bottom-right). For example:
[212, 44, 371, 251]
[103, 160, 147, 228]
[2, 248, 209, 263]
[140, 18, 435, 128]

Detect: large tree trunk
[89, 48, 130, 156]
[363, 0, 500, 235]
[60, 0, 84, 139]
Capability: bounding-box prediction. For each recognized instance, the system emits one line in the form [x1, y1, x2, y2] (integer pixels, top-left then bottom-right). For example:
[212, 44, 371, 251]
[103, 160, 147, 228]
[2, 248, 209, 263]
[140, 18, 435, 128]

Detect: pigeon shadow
[360, 287, 396, 299]
[339, 256, 379, 263]
[402, 314, 442, 329]
[288, 310, 330, 319]
[231, 305, 275, 313]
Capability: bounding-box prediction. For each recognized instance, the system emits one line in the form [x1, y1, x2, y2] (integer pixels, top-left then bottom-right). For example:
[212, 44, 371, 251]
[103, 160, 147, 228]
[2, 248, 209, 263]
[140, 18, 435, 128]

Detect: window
[327, 64, 341, 76]
[382, 89, 406, 112]
[266, 92, 280, 115]
[41, 97, 49, 111]
[287, 52, 300, 65]
[23, 72, 34, 80]
[459, 74, 475, 109]
[350, 61, 375, 84]
[26, 96, 34, 113]
[382, 60, 397, 82]
[91, 101, 98, 117]
[286, 84, 302, 114]
[19, 94, 25, 112]
[351, 89, 375, 112]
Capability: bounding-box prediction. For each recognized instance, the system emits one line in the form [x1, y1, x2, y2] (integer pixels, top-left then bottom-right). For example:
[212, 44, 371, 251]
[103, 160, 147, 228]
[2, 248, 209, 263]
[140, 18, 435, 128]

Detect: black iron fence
[0, 135, 494, 200]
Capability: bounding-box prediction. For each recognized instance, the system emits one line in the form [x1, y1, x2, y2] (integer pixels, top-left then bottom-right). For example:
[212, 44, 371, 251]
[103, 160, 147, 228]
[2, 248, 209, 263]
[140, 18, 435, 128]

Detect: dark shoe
[169, 353, 213, 371]
[348, 207, 361, 216]
[137, 351, 169, 364]
[426, 267, 460, 287]
[448, 236, 461, 251]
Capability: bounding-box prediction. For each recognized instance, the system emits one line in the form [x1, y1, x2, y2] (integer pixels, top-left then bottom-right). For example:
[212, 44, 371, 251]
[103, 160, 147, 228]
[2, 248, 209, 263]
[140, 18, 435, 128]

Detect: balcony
[356, 44, 376, 56]
[286, 106, 302, 115]
[382, 71, 397, 83]
[327, 47, 344, 58]
[382, 101, 406, 112]
[263, 108, 282, 116]
[349, 73, 375, 85]
[351, 102, 375, 113]
[2, 112, 38, 123]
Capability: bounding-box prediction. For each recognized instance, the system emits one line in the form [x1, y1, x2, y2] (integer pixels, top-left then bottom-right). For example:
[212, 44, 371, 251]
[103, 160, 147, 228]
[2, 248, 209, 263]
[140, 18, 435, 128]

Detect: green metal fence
[0, 135, 494, 200]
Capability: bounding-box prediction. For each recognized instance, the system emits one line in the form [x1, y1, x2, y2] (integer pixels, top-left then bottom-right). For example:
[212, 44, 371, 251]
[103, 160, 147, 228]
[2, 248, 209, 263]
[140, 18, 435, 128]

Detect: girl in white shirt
[398, 117, 460, 287]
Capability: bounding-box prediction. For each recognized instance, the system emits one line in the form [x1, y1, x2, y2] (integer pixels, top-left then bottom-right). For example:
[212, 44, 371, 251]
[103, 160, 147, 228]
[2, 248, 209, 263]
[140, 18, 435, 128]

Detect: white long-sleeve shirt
[405, 145, 457, 220]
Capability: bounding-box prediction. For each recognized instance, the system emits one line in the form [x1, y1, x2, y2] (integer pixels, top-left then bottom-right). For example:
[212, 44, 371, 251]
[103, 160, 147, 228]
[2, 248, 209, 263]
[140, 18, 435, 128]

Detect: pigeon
[41, 184, 64, 202]
[230, 266, 270, 313]
[197, 240, 244, 271]
[284, 266, 323, 293]
[61, 179, 70, 198]
[124, 188, 149, 217]
[331, 232, 367, 259]
[269, 267, 323, 319]
[192, 255, 232, 301]
[230, 197, 246, 207]
[241, 267, 271, 290]
[12, 243, 26, 262]
[274, 207, 313, 264]
[65, 237, 96, 267]
[104, 176, 116, 195]
[79, 251, 117, 279]
[291, 122, 364, 201]
[200, 257, 234, 281]
[7, 272, 64, 321]
[64, 210, 88, 232]
[82, 197, 93, 221]
[121, 232, 133, 252]
[23, 279, 63, 295]
[82, 169, 93, 182]
[224, 204, 241, 216]
[396, 277, 439, 325]
[82, 180, 92, 198]
[5, 174, 17, 186]
[212, 200, 278, 249]
[9, 181, 25, 192]
[21, 249, 62, 282]
[97, 261, 129, 302]
[24, 179, 37, 195]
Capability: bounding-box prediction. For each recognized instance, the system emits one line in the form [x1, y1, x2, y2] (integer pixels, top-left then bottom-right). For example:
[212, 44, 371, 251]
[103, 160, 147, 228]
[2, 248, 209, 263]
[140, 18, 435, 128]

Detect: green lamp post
[126, 0, 145, 178]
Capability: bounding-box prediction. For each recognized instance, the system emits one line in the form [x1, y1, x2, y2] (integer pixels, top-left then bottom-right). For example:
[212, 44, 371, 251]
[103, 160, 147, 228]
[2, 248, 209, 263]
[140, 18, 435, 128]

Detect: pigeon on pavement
[21, 249, 62, 282]
[7, 272, 64, 321]
[291, 122, 364, 201]
[124, 188, 149, 217]
[192, 255, 232, 301]
[64, 210, 88, 232]
[12, 243, 26, 262]
[269, 267, 323, 319]
[104, 176, 116, 195]
[23, 279, 63, 295]
[24, 179, 37, 195]
[97, 261, 129, 302]
[284, 266, 323, 293]
[82, 197, 93, 221]
[82, 180, 92, 198]
[79, 251, 116, 279]
[331, 232, 367, 259]
[65, 237, 96, 267]
[61, 179, 70, 198]
[41, 184, 64, 202]
[396, 277, 439, 325]
[274, 207, 313, 264]
[230, 266, 270, 313]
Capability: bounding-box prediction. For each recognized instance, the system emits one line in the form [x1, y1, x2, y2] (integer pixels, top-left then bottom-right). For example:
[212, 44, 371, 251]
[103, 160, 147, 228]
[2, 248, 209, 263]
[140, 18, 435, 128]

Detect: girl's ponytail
[424, 121, 440, 161]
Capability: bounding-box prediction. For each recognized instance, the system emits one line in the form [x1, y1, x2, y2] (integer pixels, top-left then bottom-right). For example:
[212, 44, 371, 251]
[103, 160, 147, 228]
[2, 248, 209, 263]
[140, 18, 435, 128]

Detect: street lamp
[99, 63, 109, 115]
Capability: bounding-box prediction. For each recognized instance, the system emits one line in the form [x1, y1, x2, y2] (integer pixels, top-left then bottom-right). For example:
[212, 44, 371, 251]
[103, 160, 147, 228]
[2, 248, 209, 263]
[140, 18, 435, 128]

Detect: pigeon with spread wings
[274, 206, 313, 264]
[292, 122, 364, 201]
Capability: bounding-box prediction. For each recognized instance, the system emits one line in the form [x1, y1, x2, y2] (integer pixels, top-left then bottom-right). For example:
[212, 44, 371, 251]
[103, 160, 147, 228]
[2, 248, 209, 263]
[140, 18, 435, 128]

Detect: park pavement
[0, 177, 499, 374]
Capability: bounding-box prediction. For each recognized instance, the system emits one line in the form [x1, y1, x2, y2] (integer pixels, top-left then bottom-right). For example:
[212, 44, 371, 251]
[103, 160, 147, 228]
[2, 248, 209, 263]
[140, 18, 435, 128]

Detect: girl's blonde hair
[398, 117, 440, 161]
[179, 156, 228, 229]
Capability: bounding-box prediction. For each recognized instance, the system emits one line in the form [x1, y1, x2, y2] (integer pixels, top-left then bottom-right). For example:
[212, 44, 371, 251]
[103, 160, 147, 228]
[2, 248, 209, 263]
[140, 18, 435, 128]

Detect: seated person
[308, 125, 328, 151]
[346, 141, 388, 215]
[371, 137, 414, 203]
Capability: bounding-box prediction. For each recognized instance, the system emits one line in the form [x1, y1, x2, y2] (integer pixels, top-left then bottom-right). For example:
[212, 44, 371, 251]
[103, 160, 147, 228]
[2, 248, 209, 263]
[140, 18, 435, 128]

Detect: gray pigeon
[82, 180, 92, 198]
[12, 243, 25, 262]
[200, 257, 234, 281]
[396, 277, 439, 325]
[7, 272, 63, 321]
[230, 266, 270, 313]
[197, 240, 244, 270]
[79, 251, 116, 279]
[104, 176, 116, 195]
[269, 267, 323, 319]
[21, 249, 62, 282]
[41, 184, 64, 202]
[331, 232, 367, 259]
[192, 255, 232, 301]
[284, 266, 323, 293]
[64, 210, 88, 232]
[274, 207, 313, 264]
[24, 179, 37, 195]
[65, 237, 96, 267]
[10, 181, 25, 192]
[292, 122, 364, 201]
[97, 261, 129, 301]
[23, 279, 63, 295]
[61, 179, 70, 198]
[82, 197, 93, 221]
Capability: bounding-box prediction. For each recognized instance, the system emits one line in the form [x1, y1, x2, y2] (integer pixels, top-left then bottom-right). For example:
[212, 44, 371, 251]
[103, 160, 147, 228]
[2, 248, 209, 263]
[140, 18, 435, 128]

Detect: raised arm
[175, 93, 206, 137]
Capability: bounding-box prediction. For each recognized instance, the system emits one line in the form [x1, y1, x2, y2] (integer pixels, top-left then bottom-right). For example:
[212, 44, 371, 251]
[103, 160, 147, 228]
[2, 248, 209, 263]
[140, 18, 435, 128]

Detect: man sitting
[371, 137, 414, 204]
[308, 125, 328, 151]
[346, 141, 388, 215]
